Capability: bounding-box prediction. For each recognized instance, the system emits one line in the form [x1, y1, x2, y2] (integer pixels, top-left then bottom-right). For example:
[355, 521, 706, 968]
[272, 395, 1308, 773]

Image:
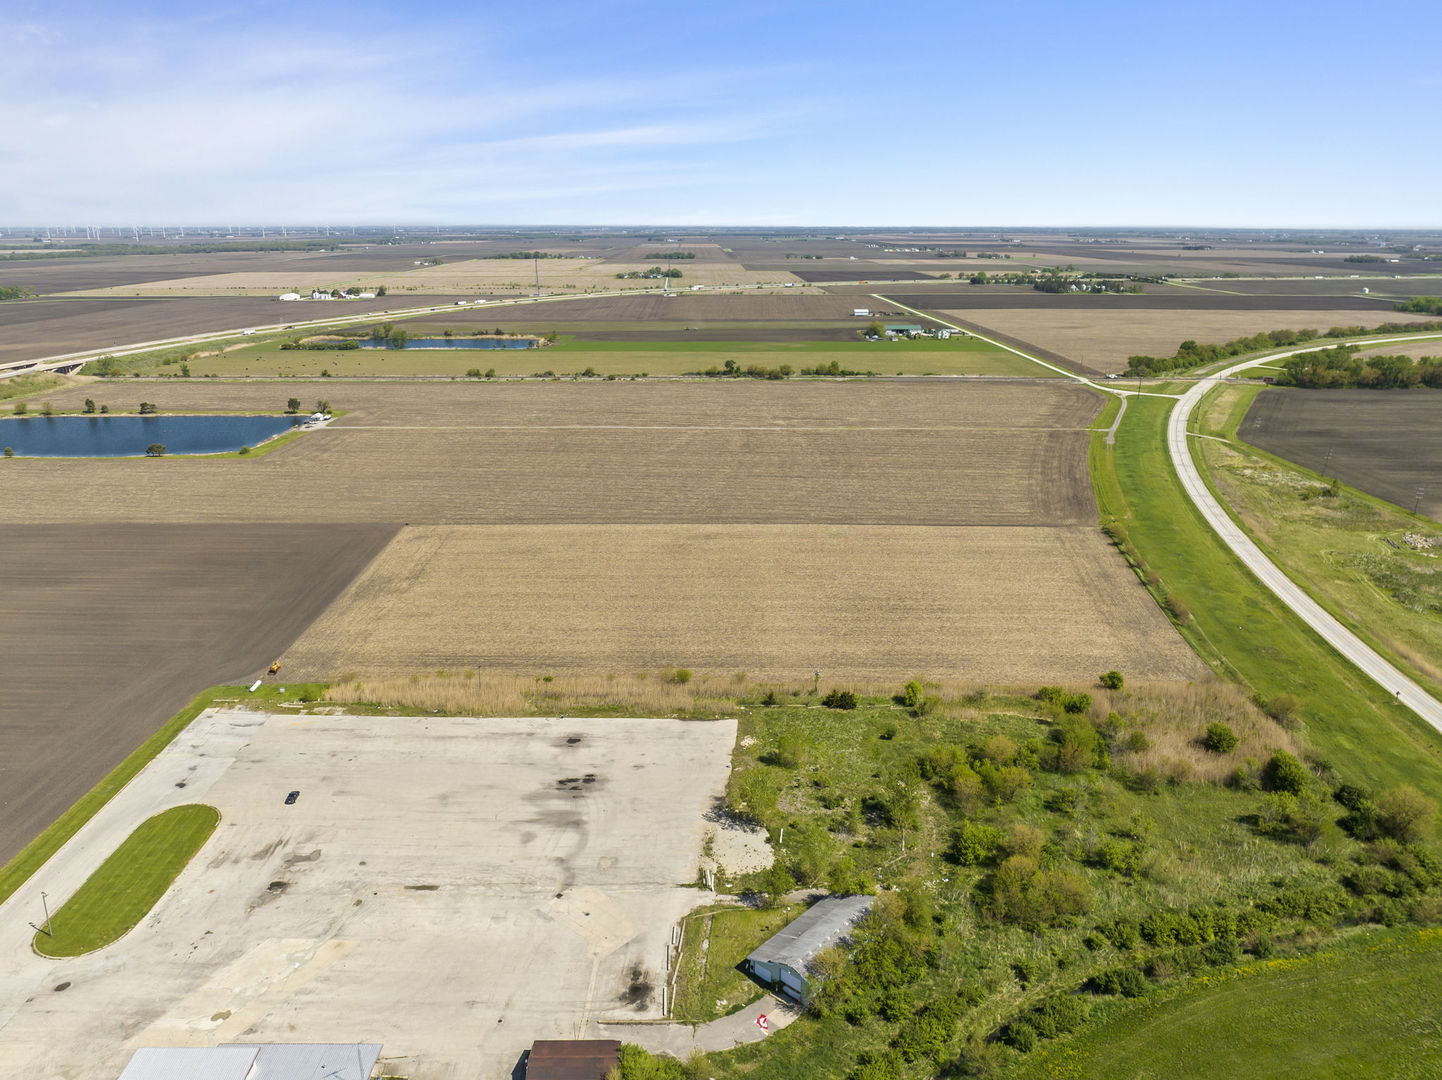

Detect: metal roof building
[116, 1044, 382, 1080]
[524, 1039, 622, 1080]
[742, 894, 874, 1003]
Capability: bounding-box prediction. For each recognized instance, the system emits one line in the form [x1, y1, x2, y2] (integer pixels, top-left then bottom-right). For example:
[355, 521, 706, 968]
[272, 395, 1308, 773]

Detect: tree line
[1277, 345, 1442, 389]
[1125, 320, 1442, 376]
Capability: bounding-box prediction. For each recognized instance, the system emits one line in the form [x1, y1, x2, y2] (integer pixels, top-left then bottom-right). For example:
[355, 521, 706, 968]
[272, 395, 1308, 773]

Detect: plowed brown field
[0, 523, 397, 863]
[284, 524, 1204, 684]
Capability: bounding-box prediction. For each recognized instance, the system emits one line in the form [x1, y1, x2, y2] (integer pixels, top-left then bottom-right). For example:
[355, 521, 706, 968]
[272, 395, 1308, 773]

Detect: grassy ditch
[1010, 926, 1442, 1080]
[33, 804, 220, 957]
[1091, 393, 1442, 795]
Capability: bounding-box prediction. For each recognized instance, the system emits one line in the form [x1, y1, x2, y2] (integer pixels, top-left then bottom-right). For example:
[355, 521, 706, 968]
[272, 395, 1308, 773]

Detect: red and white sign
[755, 1013, 769, 1033]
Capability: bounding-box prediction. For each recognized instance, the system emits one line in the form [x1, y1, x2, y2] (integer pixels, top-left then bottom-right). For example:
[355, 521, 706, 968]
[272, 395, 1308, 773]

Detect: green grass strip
[1011, 927, 1442, 1080]
[1092, 395, 1442, 793]
[0, 685, 232, 909]
[33, 803, 219, 957]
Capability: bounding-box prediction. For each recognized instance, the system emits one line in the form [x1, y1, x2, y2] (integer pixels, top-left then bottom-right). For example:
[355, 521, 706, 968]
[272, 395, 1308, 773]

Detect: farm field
[886, 290, 1394, 313]
[282, 524, 1204, 684]
[1353, 339, 1442, 360]
[64, 258, 805, 298]
[1010, 928, 1442, 1080]
[0, 295, 446, 367]
[0, 707, 736, 1080]
[0, 523, 397, 864]
[926, 307, 1442, 374]
[1240, 389, 1442, 520]
[166, 336, 1046, 378]
[3, 381, 1100, 525]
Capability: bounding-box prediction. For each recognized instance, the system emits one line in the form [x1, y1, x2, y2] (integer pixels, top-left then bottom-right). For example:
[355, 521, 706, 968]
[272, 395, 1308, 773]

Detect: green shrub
[1030, 995, 1091, 1038]
[1262, 750, 1310, 795]
[948, 821, 1003, 866]
[1375, 786, 1435, 843]
[1088, 966, 1148, 997]
[822, 689, 859, 710]
[1099, 670, 1125, 690]
[669, 668, 693, 684]
[901, 680, 924, 708]
[1203, 722, 1239, 753]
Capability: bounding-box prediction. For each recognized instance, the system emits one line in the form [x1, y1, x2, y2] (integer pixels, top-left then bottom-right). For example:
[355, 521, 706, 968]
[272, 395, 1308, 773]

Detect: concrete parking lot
[0, 708, 736, 1079]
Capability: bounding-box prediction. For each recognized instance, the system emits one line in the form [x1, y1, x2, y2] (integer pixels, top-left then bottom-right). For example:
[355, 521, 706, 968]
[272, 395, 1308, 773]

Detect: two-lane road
[1168, 339, 1442, 734]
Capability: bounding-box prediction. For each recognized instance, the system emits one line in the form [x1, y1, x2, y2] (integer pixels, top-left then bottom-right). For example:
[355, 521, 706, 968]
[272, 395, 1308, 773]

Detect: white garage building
[116, 1044, 383, 1080]
[742, 894, 874, 1003]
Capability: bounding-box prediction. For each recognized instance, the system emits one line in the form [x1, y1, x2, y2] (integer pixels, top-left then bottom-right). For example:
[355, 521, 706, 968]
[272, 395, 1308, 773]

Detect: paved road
[1168, 339, 1442, 734]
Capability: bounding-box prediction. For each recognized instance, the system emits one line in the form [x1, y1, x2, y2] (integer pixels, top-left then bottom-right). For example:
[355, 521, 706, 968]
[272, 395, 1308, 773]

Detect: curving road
[1168, 339, 1442, 734]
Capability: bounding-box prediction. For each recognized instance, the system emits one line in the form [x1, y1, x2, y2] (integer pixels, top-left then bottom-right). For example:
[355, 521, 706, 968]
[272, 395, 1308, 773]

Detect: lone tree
[82, 398, 96, 414]
[315, 400, 331, 414]
[285, 398, 301, 414]
[138, 401, 157, 415]
[145, 443, 167, 457]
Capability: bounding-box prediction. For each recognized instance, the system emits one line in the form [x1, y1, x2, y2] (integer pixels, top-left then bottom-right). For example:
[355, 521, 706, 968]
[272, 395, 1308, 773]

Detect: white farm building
[742, 894, 873, 1003]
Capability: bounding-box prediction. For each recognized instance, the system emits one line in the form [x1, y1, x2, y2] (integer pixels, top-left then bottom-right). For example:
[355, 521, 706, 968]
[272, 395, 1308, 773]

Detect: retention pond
[0, 414, 307, 457]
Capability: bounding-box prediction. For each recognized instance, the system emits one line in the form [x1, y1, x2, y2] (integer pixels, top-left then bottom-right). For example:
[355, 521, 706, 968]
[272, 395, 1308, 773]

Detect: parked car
[284, 790, 300, 805]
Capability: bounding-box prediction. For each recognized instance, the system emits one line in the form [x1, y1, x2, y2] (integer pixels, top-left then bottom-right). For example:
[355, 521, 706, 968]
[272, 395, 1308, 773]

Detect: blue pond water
[357, 337, 535, 350]
[0, 414, 307, 457]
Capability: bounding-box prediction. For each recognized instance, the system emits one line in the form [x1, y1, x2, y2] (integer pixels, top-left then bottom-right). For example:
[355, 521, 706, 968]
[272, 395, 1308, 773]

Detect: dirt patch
[0, 523, 397, 863]
[1241, 389, 1442, 520]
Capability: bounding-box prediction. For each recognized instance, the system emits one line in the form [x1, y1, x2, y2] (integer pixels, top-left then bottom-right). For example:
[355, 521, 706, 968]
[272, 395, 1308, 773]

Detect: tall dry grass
[325, 669, 744, 717]
[1094, 680, 1300, 783]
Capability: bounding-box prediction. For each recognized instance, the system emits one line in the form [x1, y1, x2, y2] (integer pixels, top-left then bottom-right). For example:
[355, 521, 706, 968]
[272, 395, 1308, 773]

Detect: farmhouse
[883, 323, 925, 337]
[742, 894, 874, 1003]
[116, 1043, 383, 1080]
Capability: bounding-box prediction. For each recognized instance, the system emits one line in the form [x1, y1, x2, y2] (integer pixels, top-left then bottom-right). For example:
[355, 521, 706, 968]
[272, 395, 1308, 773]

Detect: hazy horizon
[5, 0, 1441, 227]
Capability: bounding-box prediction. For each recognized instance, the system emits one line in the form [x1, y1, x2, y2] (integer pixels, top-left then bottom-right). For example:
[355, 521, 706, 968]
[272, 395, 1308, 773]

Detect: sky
[2, 0, 1440, 227]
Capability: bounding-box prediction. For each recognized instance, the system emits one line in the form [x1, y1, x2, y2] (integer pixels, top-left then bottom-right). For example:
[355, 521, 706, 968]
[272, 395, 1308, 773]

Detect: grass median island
[33, 803, 219, 957]
[1010, 927, 1442, 1080]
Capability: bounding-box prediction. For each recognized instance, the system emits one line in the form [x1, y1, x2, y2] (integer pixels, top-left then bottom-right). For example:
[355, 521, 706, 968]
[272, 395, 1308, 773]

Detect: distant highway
[1168, 338, 1442, 735]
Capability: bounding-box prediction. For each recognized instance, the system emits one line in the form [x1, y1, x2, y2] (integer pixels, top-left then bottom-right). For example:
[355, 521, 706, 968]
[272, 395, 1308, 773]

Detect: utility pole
[1322, 446, 1334, 478]
[533, 255, 541, 298]
[1414, 488, 1426, 516]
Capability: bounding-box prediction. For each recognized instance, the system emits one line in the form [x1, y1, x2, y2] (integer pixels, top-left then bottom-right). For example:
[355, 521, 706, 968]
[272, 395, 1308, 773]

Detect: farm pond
[0, 414, 307, 457]
[357, 337, 536, 350]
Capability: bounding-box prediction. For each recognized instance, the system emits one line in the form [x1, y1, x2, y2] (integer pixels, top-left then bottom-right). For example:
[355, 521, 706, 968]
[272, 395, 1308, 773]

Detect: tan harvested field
[0, 295, 451, 366]
[6, 381, 1100, 525]
[284, 524, 1205, 684]
[1354, 340, 1442, 360]
[405, 291, 857, 323]
[935, 307, 1442, 373]
[0, 523, 397, 864]
[66, 258, 805, 298]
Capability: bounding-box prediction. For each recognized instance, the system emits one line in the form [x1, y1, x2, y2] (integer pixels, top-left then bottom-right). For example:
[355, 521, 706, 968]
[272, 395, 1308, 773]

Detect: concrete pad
[0, 709, 736, 1079]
